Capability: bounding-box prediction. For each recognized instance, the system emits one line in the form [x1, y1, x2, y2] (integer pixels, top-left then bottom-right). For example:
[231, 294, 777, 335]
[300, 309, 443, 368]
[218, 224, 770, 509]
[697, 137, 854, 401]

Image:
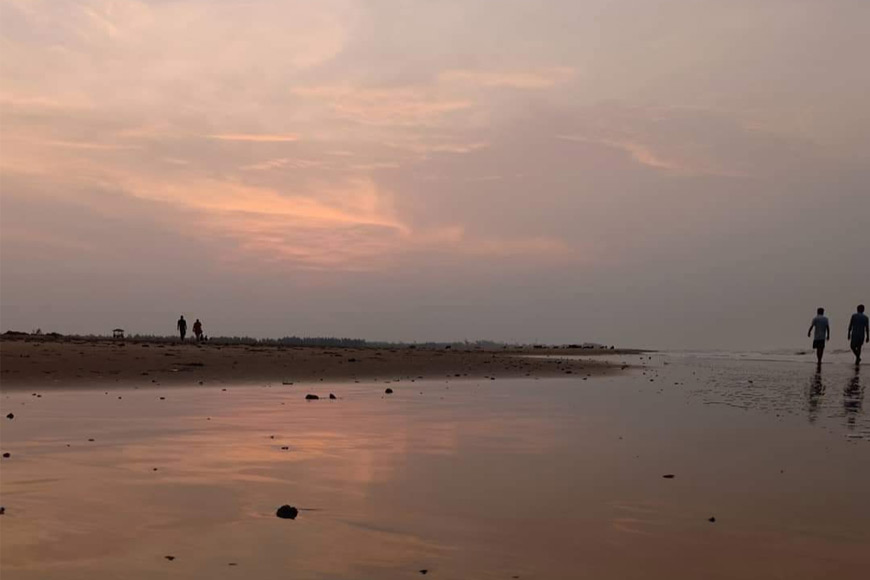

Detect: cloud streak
[439, 67, 575, 89]
[208, 134, 301, 143]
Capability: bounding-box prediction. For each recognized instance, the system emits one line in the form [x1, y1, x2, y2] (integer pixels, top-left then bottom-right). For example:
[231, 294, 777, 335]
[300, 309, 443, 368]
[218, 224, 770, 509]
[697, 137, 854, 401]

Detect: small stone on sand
[276, 505, 299, 519]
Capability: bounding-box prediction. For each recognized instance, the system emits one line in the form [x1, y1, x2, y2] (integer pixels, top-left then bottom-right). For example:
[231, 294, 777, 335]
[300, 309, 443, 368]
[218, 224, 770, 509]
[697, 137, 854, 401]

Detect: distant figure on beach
[848, 304, 869, 365]
[193, 319, 203, 342]
[807, 307, 830, 365]
[177, 315, 187, 341]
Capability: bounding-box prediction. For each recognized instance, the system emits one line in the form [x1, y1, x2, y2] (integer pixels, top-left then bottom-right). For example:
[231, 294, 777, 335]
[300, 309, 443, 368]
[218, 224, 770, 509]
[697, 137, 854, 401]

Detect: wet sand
[1, 353, 868, 579]
[0, 337, 629, 389]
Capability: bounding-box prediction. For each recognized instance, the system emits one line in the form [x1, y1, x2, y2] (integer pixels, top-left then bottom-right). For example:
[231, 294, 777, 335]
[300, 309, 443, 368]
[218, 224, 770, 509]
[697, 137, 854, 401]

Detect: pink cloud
[208, 134, 300, 143]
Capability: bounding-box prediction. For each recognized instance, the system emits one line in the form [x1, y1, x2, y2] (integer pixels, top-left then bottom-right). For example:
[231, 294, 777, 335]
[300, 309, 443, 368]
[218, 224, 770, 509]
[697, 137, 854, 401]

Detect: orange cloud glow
[208, 134, 300, 143]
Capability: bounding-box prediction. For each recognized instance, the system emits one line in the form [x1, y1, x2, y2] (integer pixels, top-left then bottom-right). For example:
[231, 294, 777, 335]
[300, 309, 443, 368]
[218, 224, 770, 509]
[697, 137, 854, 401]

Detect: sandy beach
[2, 349, 868, 579]
[0, 336, 631, 390]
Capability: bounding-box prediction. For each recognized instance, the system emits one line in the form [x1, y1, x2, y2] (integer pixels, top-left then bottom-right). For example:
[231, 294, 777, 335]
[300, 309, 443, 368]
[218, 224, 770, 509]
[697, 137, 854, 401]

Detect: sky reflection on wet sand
[2, 356, 869, 579]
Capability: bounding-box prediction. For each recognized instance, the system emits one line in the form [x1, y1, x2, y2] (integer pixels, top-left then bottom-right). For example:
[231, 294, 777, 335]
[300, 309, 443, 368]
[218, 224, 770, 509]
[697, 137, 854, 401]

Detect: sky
[1, 0, 868, 350]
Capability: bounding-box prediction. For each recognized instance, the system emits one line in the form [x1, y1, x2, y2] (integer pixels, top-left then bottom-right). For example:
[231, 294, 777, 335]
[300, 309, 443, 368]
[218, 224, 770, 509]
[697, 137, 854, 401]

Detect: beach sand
[1, 349, 868, 579]
[0, 336, 629, 389]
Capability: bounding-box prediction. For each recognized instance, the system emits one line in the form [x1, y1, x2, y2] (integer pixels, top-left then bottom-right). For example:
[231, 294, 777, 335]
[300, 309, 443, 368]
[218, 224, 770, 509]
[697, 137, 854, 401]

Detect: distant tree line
[2, 330, 612, 350]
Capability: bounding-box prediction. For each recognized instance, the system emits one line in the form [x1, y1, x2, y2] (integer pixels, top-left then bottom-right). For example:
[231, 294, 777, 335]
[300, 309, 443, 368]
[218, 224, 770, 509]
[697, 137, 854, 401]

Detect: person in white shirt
[807, 307, 830, 366]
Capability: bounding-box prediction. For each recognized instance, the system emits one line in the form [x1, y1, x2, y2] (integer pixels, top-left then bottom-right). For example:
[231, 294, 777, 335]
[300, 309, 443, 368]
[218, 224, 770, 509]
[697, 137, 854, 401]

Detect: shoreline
[0, 336, 643, 390]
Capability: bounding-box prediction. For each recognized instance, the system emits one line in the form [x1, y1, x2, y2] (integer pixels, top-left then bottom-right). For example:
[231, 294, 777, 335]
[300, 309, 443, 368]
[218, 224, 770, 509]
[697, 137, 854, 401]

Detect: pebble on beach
[276, 505, 299, 519]
[305, 394, 319, 400]
[385, 388, 394, 394]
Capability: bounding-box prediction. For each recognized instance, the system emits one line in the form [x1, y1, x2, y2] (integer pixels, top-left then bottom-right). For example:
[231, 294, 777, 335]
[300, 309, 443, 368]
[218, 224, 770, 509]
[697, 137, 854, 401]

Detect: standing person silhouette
[193, 318, 203, 342]
[807, 307, 830, 366]
[848, 304, 869, 365]
[177, 315, 187, 342]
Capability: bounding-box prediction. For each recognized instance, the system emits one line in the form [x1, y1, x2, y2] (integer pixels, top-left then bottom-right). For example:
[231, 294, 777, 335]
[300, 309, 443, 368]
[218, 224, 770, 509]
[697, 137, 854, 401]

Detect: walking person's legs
[813, 339, 825, 365]
[852, 342, 863, 365]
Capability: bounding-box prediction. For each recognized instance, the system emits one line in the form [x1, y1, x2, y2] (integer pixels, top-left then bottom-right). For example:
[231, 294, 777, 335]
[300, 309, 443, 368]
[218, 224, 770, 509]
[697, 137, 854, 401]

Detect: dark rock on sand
[276, 505, 299, 519]
[419, 570, 428, 575]
[385, 388, 393, 394]
[708, 516, 716, 523]
[165, 555, 175, 561]
[662, 474, 675, 479]
[305, 394, 319, 400]
[6, 413, 13, 419]
[2, 453, 10, 458]
[0, 507, 5, 515]
[329, 393, 337, 400]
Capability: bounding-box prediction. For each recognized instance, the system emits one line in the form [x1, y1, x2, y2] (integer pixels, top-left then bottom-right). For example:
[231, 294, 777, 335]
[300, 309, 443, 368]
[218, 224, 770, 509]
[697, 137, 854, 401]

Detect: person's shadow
[807, 369, 825, 424]
[843, 366, 864, 429]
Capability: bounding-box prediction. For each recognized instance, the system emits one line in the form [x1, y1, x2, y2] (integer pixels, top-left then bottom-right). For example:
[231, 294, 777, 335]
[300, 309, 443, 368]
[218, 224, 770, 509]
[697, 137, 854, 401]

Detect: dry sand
[0, 336, 635, 389]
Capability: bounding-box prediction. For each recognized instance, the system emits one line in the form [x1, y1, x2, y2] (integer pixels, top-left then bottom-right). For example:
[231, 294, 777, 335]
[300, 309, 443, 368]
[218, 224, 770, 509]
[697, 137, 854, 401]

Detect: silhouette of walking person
[807, 307, 830, 366]
[177, 315, 187, 342]
[847, 304, 869, 365]
[193, 318, 203, 342]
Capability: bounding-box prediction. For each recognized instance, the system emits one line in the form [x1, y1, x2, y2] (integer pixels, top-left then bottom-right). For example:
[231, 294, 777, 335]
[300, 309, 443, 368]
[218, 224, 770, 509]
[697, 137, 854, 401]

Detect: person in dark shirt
[807, 307, 830, 365]
[193, 319, 203, 342]
[848, 304, 869, 365]
[177, 315, 187, 341]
